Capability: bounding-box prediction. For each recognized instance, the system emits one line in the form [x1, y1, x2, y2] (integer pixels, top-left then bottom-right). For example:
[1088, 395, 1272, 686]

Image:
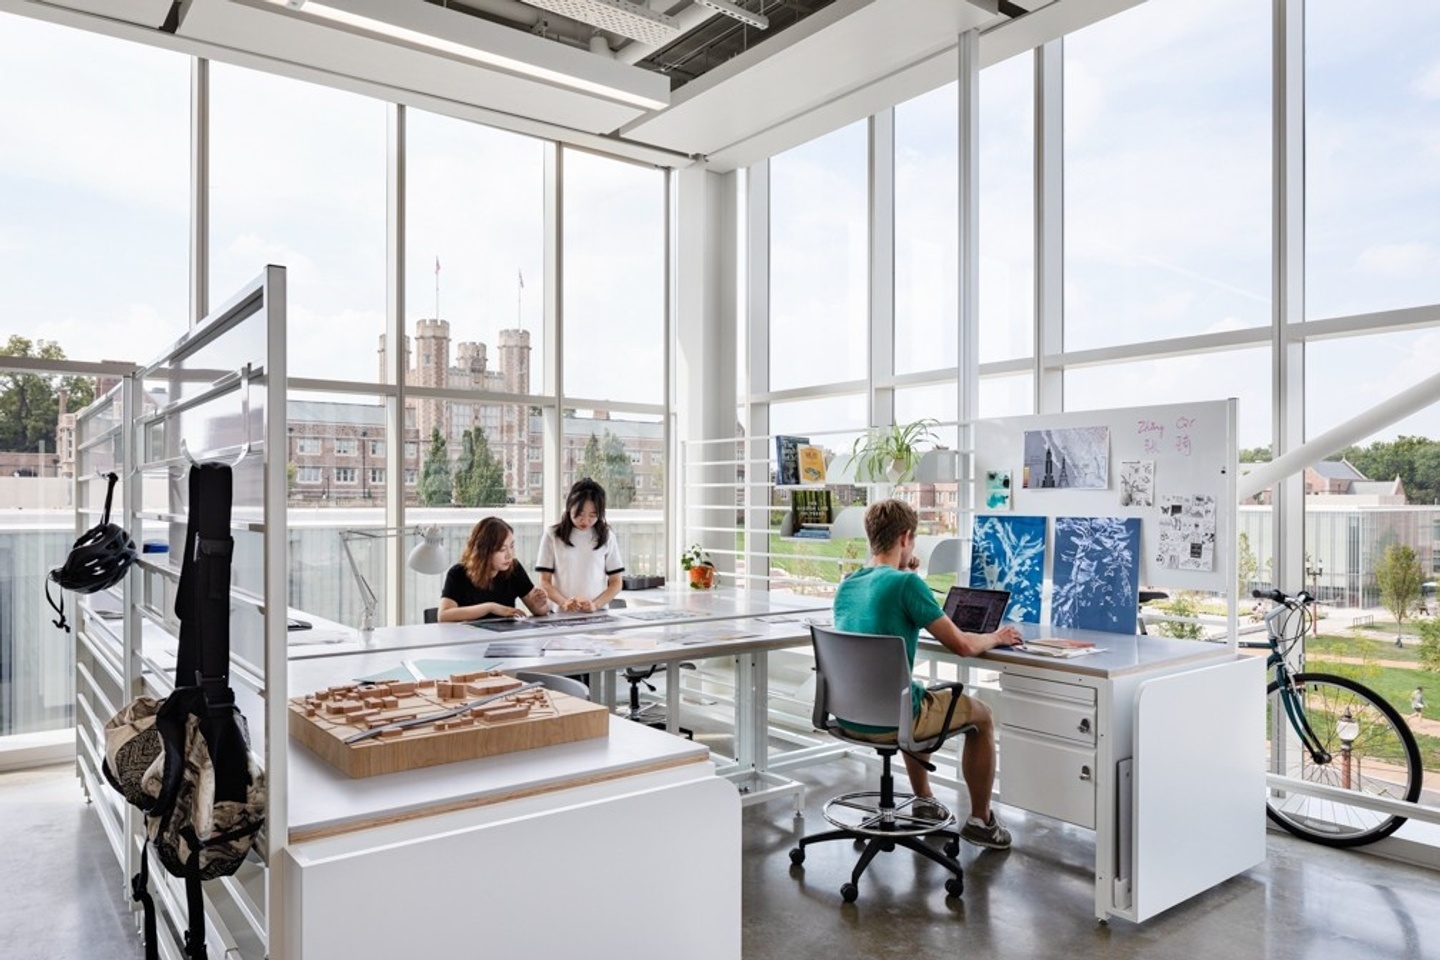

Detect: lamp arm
[339, 532, 380, 628]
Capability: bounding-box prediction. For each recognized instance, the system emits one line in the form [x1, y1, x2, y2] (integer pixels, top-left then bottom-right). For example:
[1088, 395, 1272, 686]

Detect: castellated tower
[413, 320, 450, 447]
[497, 329, 532, 491]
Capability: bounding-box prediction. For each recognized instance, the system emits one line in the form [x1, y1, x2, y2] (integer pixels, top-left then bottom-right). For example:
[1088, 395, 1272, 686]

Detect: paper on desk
[1015, 644, 1106, 659]
[672, 627, 759, 645]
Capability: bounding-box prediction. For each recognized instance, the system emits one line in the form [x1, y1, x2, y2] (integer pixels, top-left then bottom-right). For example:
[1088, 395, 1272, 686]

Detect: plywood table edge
[287, 752, 710, 844]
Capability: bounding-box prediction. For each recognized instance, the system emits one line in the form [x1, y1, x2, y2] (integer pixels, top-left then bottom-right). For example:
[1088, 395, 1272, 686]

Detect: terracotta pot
[688, 565, 715, 590]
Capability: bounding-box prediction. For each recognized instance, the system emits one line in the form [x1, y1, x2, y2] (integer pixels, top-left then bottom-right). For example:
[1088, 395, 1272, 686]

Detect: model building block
[289, 670, 609, 777]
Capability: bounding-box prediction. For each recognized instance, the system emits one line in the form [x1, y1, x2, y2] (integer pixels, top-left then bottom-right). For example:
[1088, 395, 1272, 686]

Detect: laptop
[941, 586, 1011, 634]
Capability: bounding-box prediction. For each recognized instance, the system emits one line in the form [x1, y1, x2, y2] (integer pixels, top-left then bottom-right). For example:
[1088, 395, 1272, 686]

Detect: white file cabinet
[998, 672, 1098, 828]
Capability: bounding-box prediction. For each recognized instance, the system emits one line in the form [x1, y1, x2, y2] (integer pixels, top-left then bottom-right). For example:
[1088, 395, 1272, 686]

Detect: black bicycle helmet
[46, 472, 137, 632]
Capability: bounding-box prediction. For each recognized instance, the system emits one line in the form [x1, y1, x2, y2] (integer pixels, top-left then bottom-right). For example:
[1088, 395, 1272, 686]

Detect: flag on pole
[517, 269, 524, 290]
[435, 256, 441, 275]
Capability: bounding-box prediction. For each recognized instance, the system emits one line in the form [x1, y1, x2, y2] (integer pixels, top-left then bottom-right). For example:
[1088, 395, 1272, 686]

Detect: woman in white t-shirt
[536, 478, 624, 612]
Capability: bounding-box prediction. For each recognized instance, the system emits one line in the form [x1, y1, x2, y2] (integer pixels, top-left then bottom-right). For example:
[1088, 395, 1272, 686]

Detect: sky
[2, 1, 1439, 454]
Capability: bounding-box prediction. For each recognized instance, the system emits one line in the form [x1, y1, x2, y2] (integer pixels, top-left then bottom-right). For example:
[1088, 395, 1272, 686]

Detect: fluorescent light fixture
[523, 0, 682, 46]
[249, 0, 671, 110]
[693, 0, 769, 30]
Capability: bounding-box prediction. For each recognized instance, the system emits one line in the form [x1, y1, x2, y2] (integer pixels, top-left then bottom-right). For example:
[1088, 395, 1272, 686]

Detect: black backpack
[100, 463, 266, 960]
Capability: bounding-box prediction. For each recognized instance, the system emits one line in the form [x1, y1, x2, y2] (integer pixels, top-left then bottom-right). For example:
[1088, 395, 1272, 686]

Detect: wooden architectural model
[289, 670, 609, 777]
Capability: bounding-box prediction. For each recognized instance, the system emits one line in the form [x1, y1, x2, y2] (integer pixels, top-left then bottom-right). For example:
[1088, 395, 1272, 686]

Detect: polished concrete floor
[5, 758, 1439, 960]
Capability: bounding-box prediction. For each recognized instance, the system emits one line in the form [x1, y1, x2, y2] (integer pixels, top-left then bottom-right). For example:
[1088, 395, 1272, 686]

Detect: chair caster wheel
[789, 847, 805, 865]
[946, 877, 964, 898]
[840, 883, 859, 903]
[881, 840, 896, 852]
[944, 839, 960, 857]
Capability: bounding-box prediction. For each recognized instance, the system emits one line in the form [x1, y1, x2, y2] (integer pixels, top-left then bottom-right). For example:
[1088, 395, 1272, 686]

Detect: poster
[984, 469, 1012, 510]
[969, 515, 1047, 624]
[1119, 459, 1155, 507]
[1156, 494, 1217, 571]
[1051, 516, 1142, 634]
[1022, 427, 1110, 490]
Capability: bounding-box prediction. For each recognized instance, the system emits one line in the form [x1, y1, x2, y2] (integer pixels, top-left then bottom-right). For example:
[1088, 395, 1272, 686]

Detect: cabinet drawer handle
[1078, 765, 1092, 782]
[1077, 718, 1091, 734]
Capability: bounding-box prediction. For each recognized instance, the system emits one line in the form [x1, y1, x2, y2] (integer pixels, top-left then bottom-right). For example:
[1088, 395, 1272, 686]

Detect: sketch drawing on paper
[985, 470, 1013, 510]
[1119, 459, 1155, 507]
[969, 515, 1047, 623]
[1022, 427, 1110, 490]
[1156, 494, 1217, 571]
[1052, 516, 1141, 634]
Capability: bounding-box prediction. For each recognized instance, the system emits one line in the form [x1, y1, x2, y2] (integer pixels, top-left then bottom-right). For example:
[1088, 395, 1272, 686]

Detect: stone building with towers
[378, 319, 534, 497]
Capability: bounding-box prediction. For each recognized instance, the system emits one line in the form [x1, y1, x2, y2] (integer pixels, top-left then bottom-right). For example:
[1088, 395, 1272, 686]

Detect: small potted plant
[851, 418, 940, 484]
[681, 543, 716, 590]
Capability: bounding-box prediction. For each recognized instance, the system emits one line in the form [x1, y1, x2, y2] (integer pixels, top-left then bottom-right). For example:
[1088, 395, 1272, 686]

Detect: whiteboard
[970, 399, 1237, 597]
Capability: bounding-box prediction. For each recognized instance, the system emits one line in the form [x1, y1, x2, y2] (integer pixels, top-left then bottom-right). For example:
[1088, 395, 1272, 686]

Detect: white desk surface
[287, 715, 711, 843]
[924, 623, 1234, 678]
[288, 587, 829, 661]
[286, 615, 817, 694]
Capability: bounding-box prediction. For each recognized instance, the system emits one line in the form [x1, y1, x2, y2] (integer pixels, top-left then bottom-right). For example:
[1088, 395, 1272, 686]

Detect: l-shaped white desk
[283, 594, 1264, 929]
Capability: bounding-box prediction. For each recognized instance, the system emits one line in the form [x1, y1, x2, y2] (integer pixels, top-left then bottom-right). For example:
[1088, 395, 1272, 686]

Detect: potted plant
[850, 418, 940, 484]
[681, 543, 716, 589]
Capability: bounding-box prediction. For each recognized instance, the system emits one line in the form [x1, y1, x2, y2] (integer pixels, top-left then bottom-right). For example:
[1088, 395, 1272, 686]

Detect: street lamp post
[1336, 708, 1359, 790]
[1307, 559, 1324, 639]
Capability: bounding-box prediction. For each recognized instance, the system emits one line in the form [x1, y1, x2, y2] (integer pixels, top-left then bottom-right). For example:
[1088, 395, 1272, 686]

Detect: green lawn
[1305, 655, 1440, 770]
[1307, 633, 1424, 664]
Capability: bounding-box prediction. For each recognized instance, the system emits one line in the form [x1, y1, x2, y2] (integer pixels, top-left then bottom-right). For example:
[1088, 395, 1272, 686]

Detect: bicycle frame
[1260, 590, 1333, 766]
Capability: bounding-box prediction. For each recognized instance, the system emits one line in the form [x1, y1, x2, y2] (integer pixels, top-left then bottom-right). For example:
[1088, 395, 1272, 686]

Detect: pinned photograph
[984, 469, 1013, 510]
[1022, 427, 1110, 490]
[1119, 459, 1155, 507]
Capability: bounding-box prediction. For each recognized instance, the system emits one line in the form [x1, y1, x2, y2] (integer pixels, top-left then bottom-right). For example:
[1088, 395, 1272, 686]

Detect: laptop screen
[942, 587, 1011, 634]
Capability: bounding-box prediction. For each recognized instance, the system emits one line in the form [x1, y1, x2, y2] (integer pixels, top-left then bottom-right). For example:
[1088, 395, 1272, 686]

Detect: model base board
[289, 671, 609, 777]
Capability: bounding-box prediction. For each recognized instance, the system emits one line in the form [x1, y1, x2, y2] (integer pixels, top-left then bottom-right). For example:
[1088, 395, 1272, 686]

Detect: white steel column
[674, 162, 739, 579]
[869, 110, 895, 431]
[383, 104, 406, 624]
[190, 58, 209, 326]
[1272, 0, 1306, 593]
[745, 164, 772, 588]
[957, 29, 980, 425]
[1034, 41, 1064, 415]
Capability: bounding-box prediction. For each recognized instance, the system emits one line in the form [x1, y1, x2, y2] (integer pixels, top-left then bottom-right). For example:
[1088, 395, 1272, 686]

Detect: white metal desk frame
[286, 592, 827, 811]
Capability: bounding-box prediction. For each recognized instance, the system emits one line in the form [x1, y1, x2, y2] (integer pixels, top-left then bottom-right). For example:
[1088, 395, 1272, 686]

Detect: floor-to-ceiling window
[0, 14, 189, 738]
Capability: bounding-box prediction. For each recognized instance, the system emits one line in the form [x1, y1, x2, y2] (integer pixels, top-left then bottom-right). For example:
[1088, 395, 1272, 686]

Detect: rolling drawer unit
[997, 672, 1098, 828]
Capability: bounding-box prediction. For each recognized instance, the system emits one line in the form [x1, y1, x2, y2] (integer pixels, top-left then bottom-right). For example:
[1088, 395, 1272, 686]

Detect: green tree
[1339, 436, 1440, 505]
[1236, 531, 1258, 598]
[1374, 543, 1424, 647]
[453, 427, 505, 507]
[1237, 445, 1272, 463]
[418, 428, 453, 506]
[0, 336, 96, 452]
[1155, 592, 1205, 640]
[600, 431, 637, 508]
[1418, 619, 1440, 674]
[574, 431, 637, 507]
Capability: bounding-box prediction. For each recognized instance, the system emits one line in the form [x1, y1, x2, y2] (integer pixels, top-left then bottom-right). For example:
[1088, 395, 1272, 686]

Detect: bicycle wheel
[1265, 672, 1422, 847]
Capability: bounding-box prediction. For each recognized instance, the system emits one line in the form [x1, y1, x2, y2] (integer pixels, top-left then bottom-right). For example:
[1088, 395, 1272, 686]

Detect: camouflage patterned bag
[98, 463, 263, 960]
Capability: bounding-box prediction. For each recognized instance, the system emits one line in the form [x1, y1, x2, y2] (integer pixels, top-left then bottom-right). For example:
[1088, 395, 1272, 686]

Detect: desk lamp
[339, 525, 449, 642]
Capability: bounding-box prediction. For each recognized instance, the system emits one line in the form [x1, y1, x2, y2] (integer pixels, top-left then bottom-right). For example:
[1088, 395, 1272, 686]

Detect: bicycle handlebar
[1252, 588, 1315, 606]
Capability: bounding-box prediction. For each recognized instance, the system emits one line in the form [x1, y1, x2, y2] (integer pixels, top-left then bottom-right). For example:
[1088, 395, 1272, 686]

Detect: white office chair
[789, 625, 969, 903]
[513, 670, 590, 700]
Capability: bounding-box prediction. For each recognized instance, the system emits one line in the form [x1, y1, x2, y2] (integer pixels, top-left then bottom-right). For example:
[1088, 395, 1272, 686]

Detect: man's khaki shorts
[842, 688, 975, 745]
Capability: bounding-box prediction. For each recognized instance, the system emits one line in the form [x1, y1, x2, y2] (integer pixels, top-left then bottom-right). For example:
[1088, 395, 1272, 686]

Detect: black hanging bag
[100, 463, 266, 960]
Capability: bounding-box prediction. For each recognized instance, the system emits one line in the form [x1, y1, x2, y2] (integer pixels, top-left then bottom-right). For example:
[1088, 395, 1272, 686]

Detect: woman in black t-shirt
[438, 517, 550, 622]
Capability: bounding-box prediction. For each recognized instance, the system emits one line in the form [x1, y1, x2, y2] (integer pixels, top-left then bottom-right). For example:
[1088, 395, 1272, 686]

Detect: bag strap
[130, 846, 160, 960]
[181, 831, 208, 960]
[175, 463, 234, 696]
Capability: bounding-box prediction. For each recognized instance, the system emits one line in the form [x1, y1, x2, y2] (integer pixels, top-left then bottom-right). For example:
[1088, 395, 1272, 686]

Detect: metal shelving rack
[73, 266, 288, 960]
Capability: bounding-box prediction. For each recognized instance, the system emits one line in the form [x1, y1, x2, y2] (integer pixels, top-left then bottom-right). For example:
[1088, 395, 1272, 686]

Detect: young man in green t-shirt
[832, 498, 1023, 848]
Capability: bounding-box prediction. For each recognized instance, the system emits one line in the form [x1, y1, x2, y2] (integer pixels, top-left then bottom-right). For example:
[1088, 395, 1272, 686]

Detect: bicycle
[1255, 588, 1423, 846]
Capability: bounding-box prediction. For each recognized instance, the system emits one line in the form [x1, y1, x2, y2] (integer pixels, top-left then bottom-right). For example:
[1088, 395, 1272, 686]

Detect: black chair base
[623, 665, 694, 740]
[788, 752, 964, 902]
